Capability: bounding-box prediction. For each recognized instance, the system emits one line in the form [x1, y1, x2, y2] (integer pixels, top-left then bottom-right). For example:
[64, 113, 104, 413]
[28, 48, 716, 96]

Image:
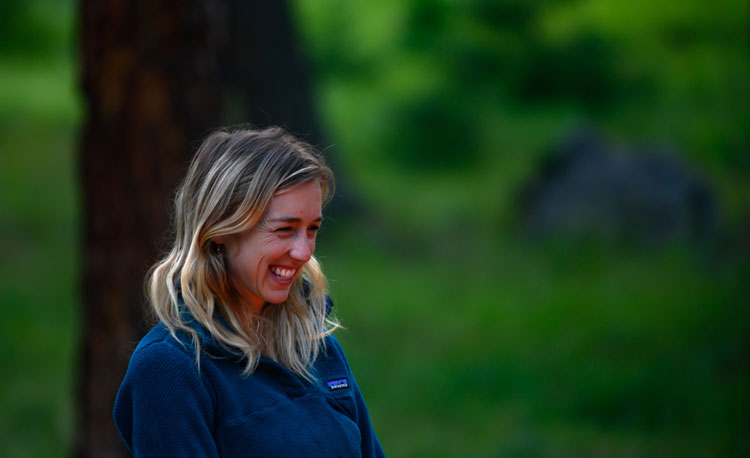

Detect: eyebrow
[266, 216, 323, 224]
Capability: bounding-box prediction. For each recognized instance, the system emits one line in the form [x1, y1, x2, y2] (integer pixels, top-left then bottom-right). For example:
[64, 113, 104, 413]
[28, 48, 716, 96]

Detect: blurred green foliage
[1, 0, 747, 456]
[320, 232, 748, 457]
[0, 121, 79, 458]
[296, 0, 748, 226]
[0, 0, 72, 57]
[0, 2, 79, 457]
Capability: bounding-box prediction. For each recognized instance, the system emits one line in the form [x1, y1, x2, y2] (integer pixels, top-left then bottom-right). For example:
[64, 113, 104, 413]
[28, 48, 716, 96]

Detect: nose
[289, 233, 314, 262]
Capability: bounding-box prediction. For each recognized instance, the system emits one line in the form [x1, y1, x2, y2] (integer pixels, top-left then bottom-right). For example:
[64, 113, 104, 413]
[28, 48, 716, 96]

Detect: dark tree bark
[225, 1, 320, 137]
[76, 1, 225, 456]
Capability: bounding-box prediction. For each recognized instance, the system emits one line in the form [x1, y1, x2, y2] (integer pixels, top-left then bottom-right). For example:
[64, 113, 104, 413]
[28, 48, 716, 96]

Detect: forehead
[266, 180, 322, 217]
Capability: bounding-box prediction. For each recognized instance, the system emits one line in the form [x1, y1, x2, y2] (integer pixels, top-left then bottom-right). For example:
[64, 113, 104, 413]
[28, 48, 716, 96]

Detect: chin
[264, 292, 291, 305]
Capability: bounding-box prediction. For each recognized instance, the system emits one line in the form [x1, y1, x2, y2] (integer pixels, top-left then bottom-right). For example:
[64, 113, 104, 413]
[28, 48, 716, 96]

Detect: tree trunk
[76, 1, 224, 456]
[76, 1, 353, 455]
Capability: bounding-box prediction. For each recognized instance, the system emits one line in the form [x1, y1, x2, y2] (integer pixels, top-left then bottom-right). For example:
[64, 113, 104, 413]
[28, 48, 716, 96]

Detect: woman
[113, 127, 385, 457]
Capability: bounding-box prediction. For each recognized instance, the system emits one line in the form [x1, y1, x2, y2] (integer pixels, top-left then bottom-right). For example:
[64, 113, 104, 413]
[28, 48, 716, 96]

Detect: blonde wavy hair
[148, 126, 339, 381]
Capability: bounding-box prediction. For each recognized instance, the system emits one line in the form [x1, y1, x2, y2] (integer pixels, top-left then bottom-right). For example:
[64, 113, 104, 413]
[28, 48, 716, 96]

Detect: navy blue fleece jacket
[113, 314, 385, 457]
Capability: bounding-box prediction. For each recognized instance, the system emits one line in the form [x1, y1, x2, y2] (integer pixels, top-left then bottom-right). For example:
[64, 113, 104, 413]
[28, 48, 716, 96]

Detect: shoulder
[130, 323, 194, 369]
[324, 332, 346, 356]
[115, 323, 216, 418]
[314, 332, 354, 379]
[114, 324, 221, 455]
[120, 323, 213, 397]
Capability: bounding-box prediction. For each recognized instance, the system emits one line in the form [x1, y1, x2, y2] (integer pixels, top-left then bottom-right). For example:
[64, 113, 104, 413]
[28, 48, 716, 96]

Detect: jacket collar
[174, 279, 333, 361]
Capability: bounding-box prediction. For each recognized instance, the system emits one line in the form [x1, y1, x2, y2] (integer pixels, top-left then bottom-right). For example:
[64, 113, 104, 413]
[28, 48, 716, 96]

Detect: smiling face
[219, 180, 323, 313]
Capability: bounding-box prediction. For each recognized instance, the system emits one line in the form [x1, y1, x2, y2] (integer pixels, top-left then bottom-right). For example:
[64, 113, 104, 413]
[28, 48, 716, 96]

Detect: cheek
[257, 240, 290, 267]
[227, 249, 261, 279]
[227, 255, 249, 281]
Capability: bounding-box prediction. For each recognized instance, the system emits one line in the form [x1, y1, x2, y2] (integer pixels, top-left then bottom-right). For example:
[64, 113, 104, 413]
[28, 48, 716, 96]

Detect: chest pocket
[322, 376, 357, 420]
[314, 341, 358, 422]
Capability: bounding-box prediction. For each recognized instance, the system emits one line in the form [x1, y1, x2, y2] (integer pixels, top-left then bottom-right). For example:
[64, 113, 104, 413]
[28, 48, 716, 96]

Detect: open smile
[270, 265, 296, 282]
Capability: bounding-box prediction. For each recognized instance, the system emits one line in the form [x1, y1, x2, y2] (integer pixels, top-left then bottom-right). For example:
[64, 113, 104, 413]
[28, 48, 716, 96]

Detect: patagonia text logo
[326, 378, 349, 391]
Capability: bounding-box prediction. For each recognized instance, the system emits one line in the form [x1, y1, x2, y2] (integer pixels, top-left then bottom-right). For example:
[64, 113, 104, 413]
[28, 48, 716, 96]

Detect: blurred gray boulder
[518, 127, 719, 244]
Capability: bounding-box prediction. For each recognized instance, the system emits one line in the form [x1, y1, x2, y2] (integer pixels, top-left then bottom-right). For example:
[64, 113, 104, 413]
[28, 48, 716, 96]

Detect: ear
[212, 236, 225, 245]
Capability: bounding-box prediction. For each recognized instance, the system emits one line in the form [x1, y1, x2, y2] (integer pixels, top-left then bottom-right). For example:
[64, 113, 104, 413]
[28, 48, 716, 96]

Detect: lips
[269, 265, 296, 282]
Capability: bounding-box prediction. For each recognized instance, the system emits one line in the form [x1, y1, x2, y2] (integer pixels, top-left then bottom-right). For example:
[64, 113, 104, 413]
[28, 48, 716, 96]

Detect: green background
[0, 0, 748, 456]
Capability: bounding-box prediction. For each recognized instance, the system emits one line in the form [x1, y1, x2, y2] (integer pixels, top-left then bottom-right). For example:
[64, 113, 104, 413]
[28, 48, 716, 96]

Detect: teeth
[271, 267, 295, 280]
